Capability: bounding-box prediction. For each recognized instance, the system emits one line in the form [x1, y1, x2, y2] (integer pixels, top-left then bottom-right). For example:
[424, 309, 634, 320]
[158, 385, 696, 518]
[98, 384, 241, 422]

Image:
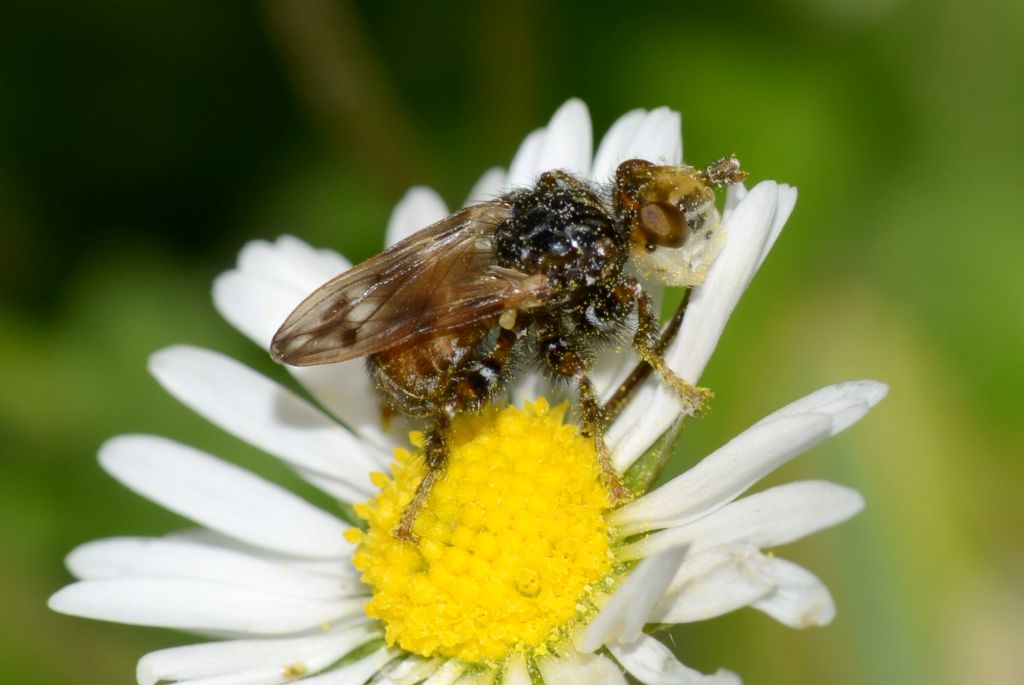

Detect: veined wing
[270, 202, 548, 366]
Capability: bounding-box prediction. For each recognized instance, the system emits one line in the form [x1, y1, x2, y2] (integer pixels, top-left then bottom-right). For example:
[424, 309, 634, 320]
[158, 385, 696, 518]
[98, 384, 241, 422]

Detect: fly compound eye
[638, 201, 688, 249]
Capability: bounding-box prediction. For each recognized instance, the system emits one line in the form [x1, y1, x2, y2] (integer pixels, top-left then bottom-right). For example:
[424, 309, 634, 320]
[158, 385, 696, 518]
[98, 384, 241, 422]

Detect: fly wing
[270, 202, 549, 366]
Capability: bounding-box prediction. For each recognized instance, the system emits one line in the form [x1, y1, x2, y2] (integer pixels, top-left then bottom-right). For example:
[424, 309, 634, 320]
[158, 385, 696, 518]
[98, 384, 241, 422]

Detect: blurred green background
[2, 1, 1022, 683]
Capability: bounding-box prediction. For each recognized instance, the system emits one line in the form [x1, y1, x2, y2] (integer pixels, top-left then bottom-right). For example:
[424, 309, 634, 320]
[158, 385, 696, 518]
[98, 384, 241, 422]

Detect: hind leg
[394, 413, 450, 541]
[393, 327, 522, 541]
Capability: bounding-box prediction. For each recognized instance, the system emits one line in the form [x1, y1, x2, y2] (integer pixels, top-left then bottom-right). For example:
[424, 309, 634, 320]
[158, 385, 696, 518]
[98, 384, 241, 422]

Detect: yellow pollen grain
[281, 662, 308, 679]
[350, 399, 612, 665]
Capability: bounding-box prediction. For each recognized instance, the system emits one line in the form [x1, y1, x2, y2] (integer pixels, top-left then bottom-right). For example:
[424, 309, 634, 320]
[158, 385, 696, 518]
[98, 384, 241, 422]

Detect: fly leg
[602, 287, 691, 422]
[578, 374, 630, 503]
[394, 326, 523, 541]
[538, 323, 629, 503]
[394, 413, 449, 542]
[621, 279, 711, 416]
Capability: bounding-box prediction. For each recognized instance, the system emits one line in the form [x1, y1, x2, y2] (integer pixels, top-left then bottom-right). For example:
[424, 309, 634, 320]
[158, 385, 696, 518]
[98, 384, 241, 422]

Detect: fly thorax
[496, 174, 626, 289]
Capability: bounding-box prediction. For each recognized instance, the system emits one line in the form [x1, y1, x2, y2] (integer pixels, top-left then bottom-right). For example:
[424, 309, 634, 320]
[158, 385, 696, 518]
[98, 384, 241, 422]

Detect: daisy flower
[49, 99, 886, 684]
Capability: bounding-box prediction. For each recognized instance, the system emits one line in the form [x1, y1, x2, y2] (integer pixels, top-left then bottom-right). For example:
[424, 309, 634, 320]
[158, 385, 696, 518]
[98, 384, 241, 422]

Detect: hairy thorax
[495, 172, 628, 293]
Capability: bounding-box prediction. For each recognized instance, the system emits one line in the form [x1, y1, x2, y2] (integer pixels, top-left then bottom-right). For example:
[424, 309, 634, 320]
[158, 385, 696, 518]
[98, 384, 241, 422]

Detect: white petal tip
[827, 380, 889, 434]
[47, 584, 91, 618]
[555, 97, 588, 118]
[46, 589, 68, 614]
[147, 344, 198, 377]
[136, 661, 158, 685]
[748, 179, 780, 201]
[858, 380, 889, 407]
[851, 489, 867, 514]
[386, 186, 449, 247]
[464, 167, 507, 205]
[211, 271, 231, 299]
[828, 484, 867, 520]
[97, 434, 134, 474]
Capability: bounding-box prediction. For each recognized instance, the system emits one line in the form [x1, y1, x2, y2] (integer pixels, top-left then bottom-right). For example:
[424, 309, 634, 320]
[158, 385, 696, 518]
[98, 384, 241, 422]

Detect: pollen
[350, 399, 613, 665]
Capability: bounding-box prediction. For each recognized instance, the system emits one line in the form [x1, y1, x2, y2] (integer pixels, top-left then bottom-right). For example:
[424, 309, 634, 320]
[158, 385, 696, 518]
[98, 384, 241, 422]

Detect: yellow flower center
[346, 399, 613, 664]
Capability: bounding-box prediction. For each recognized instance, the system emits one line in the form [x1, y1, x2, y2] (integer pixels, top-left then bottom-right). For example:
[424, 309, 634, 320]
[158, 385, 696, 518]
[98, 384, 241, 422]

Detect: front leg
[621, 279, 711, 416]
[602, 287, 691, 422]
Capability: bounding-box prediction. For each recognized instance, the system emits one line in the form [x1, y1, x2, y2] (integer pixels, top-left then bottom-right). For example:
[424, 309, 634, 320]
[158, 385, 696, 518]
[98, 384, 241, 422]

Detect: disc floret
[348, 399, 615, 665]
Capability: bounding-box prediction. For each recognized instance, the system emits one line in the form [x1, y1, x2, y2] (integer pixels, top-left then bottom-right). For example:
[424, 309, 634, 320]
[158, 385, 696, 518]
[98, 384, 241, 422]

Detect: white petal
[662, 543, 771, 594]
[589, 305, 646, 401]
[463, 167, 507, 206]
[455, 673, 493, 685]
[663, 180, 781, 382]
[620, 481, 865, 561]
[755, 184, 797, 271]
[213, 243, 398, 456]
[273, 235, 352, 286]
[378, 656, 444, 685]
[590, 109, 646, 182]
[608, 634, 740, 685]
[296, 468, 369, 506]
[284, 362, 401, 458]
[422, 660, 465, 684]
[610, 413, 832, 534]
[532, 98, 592, 177]
[150, 346, 378, 496]
[579, 546, 686, 652]
[48, 577, 364, 634]
[648, 546, 774, 623]
[66, 537, 359, 599]
[213, 269, 307, 349]
[606, 181, 792, 469]
[236, 236, 351, 293]
[297, 647, 397, 684]
[136, 624, 379, 685]
[99, 435, 349, 558]
[385, 187, 449, 248]
[753, 380, 889, 437]
[510, 369, 568, 408]
[502, 655, 531, 685]
[605, 380, 673, 473]
[506, 99, 593, 188]
[615, 108, 683, 167]
[505, 128, 545, 188]
[751, 557, 835, 628]
[539, 651, 627, 685]
[589, 343, 638, 403]
[651, 548, 837, 629]
[171, 671, 279, 685]
[167, 529, 358, 579]
[614, 381, 886, 533]
[721, 183, 747, 223]
[232, 240, 297, 288]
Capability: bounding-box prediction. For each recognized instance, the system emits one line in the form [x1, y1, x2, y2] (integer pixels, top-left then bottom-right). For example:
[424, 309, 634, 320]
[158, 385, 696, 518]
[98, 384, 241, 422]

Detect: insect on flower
[270, 156, 748, 540]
